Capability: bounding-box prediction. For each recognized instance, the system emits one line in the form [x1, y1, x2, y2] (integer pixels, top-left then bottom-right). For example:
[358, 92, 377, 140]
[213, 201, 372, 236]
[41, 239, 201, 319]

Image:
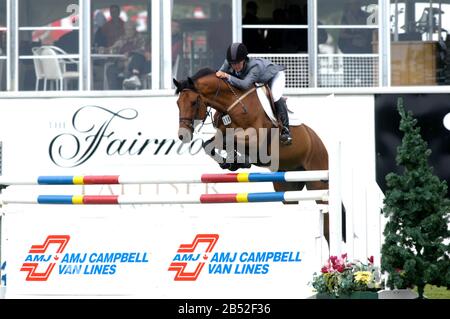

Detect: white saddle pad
[256, 86, 302, 127]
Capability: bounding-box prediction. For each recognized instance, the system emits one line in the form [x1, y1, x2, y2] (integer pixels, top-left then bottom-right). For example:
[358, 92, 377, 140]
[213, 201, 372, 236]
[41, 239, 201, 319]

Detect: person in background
[106, 21, 150, 90]
[94, 4, 125, 48]
[171, 20, 182, 63]
[285, 4, 307, 53]
[216, 42, 292, 145]
[170, 20, 183, 81]
[338, 0, 373, 86]
[242, 1, 266, 53]
[208, 4, 232, 68]
[266, 8, 287, 53]
[338, 0, 371, 54]
[93, 10, 107, 36]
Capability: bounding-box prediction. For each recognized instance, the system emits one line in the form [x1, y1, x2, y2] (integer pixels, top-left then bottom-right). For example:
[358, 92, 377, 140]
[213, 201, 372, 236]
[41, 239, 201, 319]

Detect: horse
[174, 68, 331, 242]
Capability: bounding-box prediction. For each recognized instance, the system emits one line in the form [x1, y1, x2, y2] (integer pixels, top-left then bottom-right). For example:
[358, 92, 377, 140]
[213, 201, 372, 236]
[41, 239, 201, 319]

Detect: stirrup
[280, 128, 292, 145]
[280, 135, 293, 145]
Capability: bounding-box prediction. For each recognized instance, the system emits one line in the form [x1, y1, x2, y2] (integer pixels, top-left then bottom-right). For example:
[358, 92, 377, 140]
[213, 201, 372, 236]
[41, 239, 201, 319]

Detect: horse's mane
[175, 67, 216, 94]
[191, 67, 216, 81]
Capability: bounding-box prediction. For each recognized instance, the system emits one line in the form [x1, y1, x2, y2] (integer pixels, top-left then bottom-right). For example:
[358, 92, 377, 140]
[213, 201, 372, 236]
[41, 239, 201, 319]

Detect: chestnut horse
[174, 68, 331, 241]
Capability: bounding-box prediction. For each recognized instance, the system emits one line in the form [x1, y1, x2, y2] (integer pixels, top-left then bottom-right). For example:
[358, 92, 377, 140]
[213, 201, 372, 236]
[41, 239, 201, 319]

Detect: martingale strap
[226, 86, 257, 113]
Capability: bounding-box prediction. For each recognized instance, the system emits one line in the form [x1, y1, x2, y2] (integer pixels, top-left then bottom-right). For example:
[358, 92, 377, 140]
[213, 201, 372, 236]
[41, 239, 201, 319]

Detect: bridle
[178, 76, 256, 130]
[178, 89, 203, 132]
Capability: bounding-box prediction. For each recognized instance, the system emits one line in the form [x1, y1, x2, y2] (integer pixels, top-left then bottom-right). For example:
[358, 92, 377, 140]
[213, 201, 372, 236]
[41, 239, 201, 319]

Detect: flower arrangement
[311, 253, 383, 298]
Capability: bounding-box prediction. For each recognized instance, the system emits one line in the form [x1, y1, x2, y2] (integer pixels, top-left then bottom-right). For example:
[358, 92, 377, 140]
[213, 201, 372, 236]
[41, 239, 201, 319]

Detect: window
[172, 0, 232, 79]
[390, 1, 450, 86]
[14, 0, 152, 91]
[317, 0, 379, 88]
[242, 0, 309, 88]
[0, 0, 7, 91]
[2, 0, 447, 92]
[91, 1, 151, 90]
[241, 0, 308, 54]
[18, 0, 79, 91]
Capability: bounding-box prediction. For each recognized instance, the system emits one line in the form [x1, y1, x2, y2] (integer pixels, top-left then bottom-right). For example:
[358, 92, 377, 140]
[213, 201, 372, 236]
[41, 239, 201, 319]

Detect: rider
[216, 42, 293, 145]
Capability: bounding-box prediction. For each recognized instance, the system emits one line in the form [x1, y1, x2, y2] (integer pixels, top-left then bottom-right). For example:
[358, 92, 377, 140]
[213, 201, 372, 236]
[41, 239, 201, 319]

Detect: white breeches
[269, 71, 286, 102]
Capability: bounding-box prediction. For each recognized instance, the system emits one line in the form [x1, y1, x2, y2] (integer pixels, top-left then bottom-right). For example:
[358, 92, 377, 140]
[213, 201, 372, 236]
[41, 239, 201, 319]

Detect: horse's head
[173, 77, 208, 143]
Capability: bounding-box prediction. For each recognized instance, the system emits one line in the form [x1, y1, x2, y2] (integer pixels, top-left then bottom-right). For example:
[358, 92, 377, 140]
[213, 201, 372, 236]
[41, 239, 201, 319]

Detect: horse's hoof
[242, 162, 252, 169]
[228, 164, 239, 171]
[219, 162, 231, 170]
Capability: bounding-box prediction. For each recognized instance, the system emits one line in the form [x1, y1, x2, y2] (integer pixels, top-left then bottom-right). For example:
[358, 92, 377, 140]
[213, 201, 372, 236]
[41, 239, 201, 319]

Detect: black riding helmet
[226, 43, 248, 63]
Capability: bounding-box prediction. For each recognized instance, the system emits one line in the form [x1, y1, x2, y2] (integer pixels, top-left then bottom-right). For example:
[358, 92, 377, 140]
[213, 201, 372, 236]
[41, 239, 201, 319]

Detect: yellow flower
[354, 271, 372, 285]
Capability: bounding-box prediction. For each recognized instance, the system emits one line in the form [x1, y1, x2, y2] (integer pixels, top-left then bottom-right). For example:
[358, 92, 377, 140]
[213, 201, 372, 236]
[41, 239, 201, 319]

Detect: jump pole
[0, 190, 329, 205]
[0, 171, 329, 185]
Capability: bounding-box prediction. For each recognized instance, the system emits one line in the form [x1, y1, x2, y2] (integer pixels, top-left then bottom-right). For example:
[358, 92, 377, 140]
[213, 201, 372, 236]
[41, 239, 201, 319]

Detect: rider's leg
[269, 71, 292, 145]
[274, 98, 292, 145]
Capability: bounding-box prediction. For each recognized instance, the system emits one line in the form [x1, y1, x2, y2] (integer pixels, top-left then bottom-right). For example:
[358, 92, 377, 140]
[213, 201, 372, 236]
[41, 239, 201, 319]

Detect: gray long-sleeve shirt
[219, 58, 285, 90]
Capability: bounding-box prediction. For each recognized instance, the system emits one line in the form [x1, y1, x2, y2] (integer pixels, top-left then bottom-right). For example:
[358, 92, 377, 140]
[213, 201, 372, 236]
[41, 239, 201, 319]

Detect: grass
[414, 285, 450, 299]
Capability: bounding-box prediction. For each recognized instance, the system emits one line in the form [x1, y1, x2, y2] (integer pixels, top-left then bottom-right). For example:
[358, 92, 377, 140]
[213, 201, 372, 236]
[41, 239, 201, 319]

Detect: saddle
[212, 83, 281, 128]
[259, 84, 277, 116]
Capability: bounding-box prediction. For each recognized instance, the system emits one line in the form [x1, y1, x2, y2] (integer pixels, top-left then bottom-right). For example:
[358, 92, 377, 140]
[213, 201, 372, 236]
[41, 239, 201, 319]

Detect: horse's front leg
[233, 128, 258, 169]
[232, 144, 252, 169]
[202, 137, 247, 171]
[202, 133, 231, 169]
[203, 129, 253, 171]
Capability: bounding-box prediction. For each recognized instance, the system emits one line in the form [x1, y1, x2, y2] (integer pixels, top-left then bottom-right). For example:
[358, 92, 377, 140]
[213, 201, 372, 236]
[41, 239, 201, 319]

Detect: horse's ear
[188, 77, 194, 86]
[173, 78, 180, 89]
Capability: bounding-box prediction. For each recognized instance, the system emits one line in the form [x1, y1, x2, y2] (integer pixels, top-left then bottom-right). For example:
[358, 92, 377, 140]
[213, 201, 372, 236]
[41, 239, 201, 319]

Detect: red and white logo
[168, 234, 219, 281]
[20, 235, 70, 281]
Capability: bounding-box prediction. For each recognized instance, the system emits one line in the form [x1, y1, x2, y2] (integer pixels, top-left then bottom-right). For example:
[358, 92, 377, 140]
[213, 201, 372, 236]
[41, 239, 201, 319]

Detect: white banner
[2, 204, 322, 298]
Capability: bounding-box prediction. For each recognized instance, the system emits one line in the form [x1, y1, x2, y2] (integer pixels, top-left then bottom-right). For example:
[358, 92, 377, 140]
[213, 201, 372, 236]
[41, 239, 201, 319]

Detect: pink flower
[330, 255, 338, 264]
[312, 253, 383, 297]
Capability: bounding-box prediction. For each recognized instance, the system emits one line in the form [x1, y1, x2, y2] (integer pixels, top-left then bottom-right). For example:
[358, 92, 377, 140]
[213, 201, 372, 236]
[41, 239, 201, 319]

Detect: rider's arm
[216, 60, 232, 80]
[227, 65, 259, 90]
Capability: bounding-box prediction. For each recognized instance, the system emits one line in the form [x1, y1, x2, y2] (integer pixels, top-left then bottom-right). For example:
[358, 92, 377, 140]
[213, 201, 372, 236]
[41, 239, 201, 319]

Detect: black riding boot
[274, 99, 293, 145]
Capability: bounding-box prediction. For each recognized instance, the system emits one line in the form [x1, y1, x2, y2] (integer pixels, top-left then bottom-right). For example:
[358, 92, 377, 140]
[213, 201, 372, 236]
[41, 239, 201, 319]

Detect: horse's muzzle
[178, 127, 193, 143]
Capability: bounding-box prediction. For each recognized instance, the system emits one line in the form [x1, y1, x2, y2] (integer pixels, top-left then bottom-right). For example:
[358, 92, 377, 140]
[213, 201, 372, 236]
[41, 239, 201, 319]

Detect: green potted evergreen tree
[381, 97, 450, 299]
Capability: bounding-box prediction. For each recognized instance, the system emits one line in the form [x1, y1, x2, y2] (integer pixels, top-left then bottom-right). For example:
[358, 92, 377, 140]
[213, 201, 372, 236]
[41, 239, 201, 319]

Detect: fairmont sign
[48, 105, 278, 170]
[48, 105, 206, 168]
